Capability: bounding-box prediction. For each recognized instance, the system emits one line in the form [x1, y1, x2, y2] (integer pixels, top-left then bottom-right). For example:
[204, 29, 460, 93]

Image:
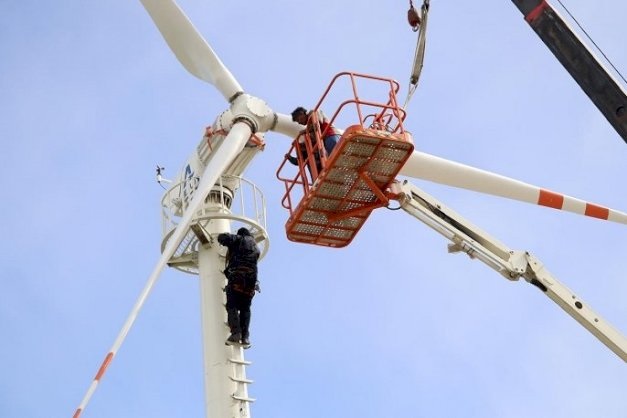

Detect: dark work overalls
[217, 230, 260, 346]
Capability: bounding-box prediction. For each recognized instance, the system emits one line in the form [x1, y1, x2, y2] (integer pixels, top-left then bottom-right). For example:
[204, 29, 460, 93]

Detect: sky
[1, 1, 626, 417]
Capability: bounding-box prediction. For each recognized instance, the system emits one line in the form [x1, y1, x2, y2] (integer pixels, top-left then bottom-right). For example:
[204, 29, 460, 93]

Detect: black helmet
[237, 227, 251, 236]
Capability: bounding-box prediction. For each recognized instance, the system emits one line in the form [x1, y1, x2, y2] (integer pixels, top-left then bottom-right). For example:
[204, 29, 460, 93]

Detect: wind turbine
[73, 0, 627, 417]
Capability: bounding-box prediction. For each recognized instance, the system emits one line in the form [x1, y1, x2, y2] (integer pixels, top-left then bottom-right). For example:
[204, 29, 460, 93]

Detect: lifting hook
[408, 0, 421, 32]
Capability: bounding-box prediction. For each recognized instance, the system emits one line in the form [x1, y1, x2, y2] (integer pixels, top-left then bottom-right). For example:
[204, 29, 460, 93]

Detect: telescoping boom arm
[390, 180, 627, 362]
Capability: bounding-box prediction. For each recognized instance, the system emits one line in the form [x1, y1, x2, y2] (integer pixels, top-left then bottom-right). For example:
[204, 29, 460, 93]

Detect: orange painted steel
[277, 72, 414, 247]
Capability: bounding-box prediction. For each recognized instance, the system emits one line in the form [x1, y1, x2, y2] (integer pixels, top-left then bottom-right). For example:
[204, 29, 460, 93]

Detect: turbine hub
[230, 94, 275, 133]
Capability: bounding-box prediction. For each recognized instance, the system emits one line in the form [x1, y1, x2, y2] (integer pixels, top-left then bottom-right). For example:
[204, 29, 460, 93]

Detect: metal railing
[160, 174, 269, 274]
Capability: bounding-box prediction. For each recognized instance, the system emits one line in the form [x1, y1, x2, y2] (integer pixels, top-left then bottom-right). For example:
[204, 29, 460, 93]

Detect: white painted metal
[163, 172, 262, 418]
[198, 219, 232, 418]
[197, 217, 253, 418]
[161, 174, 270, 274]
[164, 170, 265, 418]
[399, 150, 627, 224]
[525, 253, 627, 361]
[393, 180, 627, 362]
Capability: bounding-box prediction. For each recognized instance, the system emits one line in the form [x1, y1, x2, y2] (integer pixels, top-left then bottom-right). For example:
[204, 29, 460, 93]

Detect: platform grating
[285, 127, 414, 247]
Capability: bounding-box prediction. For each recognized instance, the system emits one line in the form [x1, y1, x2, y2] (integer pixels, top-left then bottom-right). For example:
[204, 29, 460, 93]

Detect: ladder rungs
[228, 358, 252, 365]
[232, 395, 256, 403]
[230, 376, 254, 384]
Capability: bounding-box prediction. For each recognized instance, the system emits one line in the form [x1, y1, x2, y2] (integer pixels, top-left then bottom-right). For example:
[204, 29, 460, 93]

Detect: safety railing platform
[284, 125, 413, 247]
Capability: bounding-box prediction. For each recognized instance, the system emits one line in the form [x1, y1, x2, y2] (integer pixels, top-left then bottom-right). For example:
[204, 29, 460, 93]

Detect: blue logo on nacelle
[182, 164, 200, 205]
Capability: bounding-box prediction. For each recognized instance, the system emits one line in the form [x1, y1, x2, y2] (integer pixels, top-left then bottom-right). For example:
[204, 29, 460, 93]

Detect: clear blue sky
[1, 1, 626, 417]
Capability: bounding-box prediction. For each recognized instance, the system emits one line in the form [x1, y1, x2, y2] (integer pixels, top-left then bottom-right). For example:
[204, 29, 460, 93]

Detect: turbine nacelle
[164, 102, 270, 219]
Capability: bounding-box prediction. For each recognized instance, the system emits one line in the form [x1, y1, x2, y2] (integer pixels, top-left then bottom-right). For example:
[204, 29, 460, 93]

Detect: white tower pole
[197, 217, 241, 418]
[194, 208, 257, 418]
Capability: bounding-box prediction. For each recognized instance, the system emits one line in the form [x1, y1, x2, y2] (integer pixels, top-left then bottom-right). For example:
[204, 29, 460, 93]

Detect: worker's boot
[240, 310, 251, 349]
[226, 308, 241, 345]
[226, 332, 241, 345]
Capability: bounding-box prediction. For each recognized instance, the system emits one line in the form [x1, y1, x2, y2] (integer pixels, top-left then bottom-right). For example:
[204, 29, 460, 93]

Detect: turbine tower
[72, 0, 300, 415]
[161, 168, 269, 418]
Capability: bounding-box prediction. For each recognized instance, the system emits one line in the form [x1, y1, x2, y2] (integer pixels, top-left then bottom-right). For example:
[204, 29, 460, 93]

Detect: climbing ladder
[228, 346, 255, 413]
[277, 72, 415, 247]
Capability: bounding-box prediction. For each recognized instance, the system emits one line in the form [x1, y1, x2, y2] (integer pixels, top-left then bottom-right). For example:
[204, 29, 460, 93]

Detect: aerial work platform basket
[277, 72, 415, 247]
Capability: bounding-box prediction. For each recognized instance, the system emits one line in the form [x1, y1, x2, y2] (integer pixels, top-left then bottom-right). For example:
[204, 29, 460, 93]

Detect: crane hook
[408, 0, 421, 32]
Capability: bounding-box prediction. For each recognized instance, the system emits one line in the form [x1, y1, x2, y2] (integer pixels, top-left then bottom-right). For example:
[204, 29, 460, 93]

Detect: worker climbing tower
[160, 127, 270, 418]
[277, 72, 415, 247]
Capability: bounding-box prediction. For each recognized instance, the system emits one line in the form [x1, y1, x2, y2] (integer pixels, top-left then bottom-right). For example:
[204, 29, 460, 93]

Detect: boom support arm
[511, 0, 627, 144]
[390, 180, 627, 362]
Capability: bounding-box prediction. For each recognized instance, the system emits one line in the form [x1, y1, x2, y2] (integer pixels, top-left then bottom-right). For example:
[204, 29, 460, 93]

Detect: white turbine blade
[400, 150, 627, 225]
[72, 122, 253, 418]
[272, 112, 303, 138]
[140, 0, 243, 101]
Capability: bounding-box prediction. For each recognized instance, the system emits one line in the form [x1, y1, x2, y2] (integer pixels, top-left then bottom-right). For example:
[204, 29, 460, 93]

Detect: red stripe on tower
[585, 203, 610, 220]
[538, 190, 564, 209]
